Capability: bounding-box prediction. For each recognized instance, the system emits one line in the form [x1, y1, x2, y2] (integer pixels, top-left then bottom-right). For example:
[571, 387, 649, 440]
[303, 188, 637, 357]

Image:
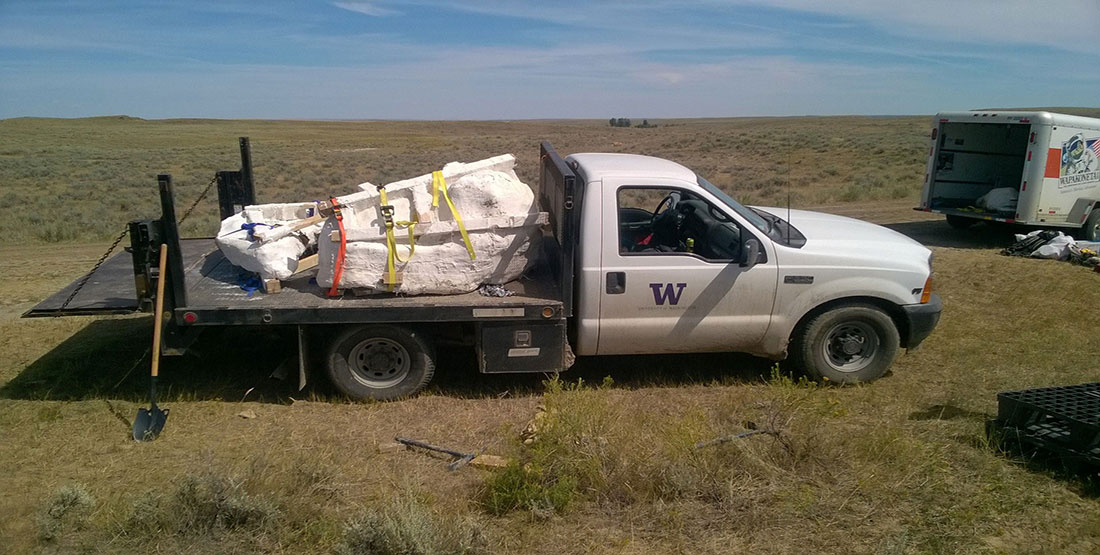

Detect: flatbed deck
[27, 238, 563, 324]
[23, 246, 142, 317]
[24, 139, 577, 390]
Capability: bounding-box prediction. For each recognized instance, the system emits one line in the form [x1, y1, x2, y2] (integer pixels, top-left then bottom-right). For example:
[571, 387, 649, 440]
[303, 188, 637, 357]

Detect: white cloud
[389, 0, 1099, 55]
[333, 2, 400, 17]
[750, 0, 1100, 52]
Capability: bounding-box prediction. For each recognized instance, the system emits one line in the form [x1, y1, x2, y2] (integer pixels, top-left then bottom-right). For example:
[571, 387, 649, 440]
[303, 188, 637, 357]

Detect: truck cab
[566, 151, 941, 383]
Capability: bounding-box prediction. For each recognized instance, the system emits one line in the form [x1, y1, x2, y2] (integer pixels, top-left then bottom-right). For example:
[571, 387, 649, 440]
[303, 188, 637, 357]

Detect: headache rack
[987, 382, 1100, 471]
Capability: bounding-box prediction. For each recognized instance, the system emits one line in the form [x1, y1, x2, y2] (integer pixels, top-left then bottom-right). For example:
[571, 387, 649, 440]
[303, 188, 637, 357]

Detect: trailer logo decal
[1058, 134, 1100, 188]
[649, 283, 687, 306]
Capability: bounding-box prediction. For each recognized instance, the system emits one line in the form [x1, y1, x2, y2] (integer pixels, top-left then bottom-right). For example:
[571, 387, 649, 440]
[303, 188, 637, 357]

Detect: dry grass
[1, 116, 1099, 553]
[0, 115, 931, 243]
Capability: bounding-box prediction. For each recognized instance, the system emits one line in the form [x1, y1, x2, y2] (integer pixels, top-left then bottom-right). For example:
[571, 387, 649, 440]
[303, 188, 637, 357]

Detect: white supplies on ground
[976, 187, 1019, 212]
[215, 202, 325, 279]
[1013, 229, 1076, 260]
[213, 154, 547, 295]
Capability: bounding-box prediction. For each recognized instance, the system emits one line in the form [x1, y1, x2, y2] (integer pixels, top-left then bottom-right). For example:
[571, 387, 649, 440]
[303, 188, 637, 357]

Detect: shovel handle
[151, 245, 169, 378]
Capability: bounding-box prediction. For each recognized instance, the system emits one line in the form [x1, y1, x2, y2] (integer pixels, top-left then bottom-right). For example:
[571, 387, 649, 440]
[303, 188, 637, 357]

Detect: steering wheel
[650, 192, 684, 248]
[651, 192, 681, 225]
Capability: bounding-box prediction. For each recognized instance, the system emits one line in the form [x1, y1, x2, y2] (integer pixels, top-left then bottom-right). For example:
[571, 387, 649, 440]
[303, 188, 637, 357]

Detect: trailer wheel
[1083, 209, 1100, 241]
[326, 325, 435, 401]
[945, 215, 976, 229]
[790, 304, 899, 384]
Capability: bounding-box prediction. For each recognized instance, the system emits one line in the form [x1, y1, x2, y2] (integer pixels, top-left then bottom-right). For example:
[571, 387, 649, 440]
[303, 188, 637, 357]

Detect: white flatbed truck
[26, 140, 941, 400]
[917, 110, 1100, 238]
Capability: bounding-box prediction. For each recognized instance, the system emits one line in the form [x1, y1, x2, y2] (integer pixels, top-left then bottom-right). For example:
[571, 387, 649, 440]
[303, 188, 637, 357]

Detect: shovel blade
[132, 406, 169, 442]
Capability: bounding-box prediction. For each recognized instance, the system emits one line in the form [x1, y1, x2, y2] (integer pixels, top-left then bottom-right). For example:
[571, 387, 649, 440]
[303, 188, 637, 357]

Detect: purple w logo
[649, 283, 687, 306]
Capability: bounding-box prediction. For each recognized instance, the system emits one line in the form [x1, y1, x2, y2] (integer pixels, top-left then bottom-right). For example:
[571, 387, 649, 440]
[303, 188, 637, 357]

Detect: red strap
[326, 198, 346, 297]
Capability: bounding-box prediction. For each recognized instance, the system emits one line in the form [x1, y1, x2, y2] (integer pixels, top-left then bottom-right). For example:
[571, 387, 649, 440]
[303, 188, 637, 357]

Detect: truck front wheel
[326, 325, 435, 401]
[790, 305, 900, 384]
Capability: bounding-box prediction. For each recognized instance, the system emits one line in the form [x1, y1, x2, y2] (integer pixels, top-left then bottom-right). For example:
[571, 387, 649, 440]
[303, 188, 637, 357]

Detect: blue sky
[1, 1, 1097, 119]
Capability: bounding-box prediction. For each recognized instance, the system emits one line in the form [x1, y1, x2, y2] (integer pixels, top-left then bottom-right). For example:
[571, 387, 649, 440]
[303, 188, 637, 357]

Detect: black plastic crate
[988, 382, 1100, 468]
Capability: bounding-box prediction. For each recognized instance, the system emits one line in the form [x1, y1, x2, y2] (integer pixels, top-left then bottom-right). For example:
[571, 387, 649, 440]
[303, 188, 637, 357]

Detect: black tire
[945, 214, 976, 229]
[790, 304, 900, 384]
[1082, 208, 1100, 241]
[326, 325, 435, 401]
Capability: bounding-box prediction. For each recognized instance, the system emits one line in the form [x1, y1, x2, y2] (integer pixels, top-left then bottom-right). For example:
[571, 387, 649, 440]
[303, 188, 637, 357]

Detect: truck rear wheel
[790, 304, 900, 384]
[1082, 208, 1100, 241]
[326, 325, 435, 401]
[945, 215, 976, 229]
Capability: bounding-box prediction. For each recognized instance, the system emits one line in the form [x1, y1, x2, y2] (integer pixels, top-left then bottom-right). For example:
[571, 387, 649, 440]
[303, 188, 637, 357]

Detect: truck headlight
[921, 253, 934, 304]
[920, 275, 933, 304]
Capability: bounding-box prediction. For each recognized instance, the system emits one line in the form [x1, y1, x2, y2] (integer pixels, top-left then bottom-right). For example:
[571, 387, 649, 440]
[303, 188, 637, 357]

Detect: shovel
[133, 245, 170, 441]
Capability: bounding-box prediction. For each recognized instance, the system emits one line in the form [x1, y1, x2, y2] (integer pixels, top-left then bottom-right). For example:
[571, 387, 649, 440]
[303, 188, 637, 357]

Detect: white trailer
[917, 110, 1100, 239]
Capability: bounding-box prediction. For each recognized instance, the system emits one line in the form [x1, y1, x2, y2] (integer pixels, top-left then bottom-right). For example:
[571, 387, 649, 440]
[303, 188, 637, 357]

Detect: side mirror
[740, 238, 761, 269]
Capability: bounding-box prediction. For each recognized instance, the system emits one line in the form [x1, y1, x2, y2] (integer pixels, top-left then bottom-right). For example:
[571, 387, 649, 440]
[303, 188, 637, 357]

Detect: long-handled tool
[395, 436, 477, 471]
[133, 245, 170, 441]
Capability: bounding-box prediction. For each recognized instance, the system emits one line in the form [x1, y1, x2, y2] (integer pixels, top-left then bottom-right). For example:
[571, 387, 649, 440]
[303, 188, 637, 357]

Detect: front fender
[761, 273, 924, 356]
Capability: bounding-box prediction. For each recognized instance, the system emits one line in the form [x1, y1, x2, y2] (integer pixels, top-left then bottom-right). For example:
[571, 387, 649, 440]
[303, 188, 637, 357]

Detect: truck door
[596, 182, 778, 356]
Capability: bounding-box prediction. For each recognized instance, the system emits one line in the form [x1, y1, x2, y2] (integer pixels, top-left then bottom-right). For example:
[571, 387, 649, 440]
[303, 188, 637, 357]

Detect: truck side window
[616, 187, 742, 261]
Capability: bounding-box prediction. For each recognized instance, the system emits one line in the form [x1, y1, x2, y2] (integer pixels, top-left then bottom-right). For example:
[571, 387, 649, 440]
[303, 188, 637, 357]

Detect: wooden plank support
[252, 214, 326, 243]
[262, 278, 281, 294]
[294, 254, 318, 274]
[469, 455, 509, 469]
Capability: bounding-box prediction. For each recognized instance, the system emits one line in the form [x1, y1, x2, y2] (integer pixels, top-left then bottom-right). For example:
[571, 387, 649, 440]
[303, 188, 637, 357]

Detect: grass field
[1, 116, 1099, 553]
[0, 115, 933, 243]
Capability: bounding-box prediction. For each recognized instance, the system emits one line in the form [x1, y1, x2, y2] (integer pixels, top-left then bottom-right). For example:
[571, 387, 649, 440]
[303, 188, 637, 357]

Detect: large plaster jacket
[214, 154, 548, 294]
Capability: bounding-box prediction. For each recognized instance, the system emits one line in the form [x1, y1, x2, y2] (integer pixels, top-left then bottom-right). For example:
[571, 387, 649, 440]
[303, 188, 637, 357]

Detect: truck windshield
[696, 175, 770, 232]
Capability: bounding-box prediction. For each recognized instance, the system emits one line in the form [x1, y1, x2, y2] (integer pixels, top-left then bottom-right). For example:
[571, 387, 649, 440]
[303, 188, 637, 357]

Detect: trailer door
[927, 121, 1029, 213]
[1035, 124, 1100, 223]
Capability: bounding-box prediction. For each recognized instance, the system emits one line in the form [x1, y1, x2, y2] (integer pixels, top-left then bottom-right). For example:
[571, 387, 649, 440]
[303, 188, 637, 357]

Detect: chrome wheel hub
[348, 337, 410, 388]
[822, 322, 879, 373]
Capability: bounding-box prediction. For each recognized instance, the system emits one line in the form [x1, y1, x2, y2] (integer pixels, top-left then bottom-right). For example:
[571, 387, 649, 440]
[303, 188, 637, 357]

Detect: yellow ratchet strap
[378, 188, 418, 291]
[431, 170, 476, 260]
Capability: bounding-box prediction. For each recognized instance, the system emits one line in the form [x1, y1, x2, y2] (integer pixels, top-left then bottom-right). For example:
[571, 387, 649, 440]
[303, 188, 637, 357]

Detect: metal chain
[178, 175, 218, 225]
[55, 226, 130, 315]
[54, 174, 217, 315]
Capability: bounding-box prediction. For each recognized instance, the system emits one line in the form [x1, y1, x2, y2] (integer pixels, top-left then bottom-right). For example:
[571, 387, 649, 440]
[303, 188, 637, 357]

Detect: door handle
[606, 271, 626, 294]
